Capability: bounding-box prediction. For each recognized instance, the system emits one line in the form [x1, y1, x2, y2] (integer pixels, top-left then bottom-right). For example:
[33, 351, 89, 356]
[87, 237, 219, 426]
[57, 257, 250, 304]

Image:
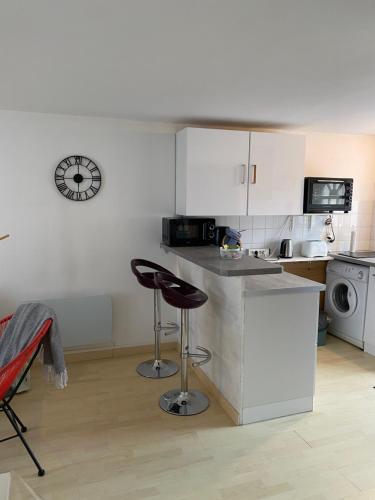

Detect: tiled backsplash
[216, 201, 375, 257]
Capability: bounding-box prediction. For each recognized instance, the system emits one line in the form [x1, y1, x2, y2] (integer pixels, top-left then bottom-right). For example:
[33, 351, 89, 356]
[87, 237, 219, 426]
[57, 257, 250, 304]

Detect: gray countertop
[244, 272, 326, 296]
[161, 244, 282, 277]
[330, 252, 375, 267]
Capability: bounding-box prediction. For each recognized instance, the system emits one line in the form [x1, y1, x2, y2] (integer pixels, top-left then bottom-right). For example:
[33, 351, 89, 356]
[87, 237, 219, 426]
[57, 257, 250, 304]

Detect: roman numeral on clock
[64, 157, 72, 168]
[57, 182, 68, 193]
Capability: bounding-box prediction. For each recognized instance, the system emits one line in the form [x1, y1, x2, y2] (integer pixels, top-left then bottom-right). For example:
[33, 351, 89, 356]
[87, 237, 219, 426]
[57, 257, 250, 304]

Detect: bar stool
[155, 272, 211, 416]
[131, 259, 179, 378]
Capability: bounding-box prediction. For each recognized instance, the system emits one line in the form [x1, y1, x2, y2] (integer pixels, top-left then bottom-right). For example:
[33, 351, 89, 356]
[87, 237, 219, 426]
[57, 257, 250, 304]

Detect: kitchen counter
[176, 255, 322, 425]
[330, 252, 375, 267]
[161, 244, 282, 276]
[244, 272, 326, 296]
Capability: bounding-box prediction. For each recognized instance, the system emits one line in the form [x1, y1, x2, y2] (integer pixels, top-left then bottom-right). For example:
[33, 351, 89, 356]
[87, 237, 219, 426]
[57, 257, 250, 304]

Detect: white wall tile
[357, 240, 371, 250]
[356, 213, 372, 228]
[216, 216, 240, 228]
[342, 214, 352, 228]
[357, 227, 371, 241]
[253, 216, 266, 229]
[239, 216, 253, 231]
[358, 201, 373, 214]
[240, 228, 253, 244]
[219, 204, 375, 255]
[351, 201, 359, 213]
[252, 228, 266, 246]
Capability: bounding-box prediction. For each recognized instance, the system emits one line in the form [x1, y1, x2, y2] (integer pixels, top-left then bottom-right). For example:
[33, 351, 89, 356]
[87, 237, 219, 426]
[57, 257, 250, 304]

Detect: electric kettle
[280, 239, 293, 258]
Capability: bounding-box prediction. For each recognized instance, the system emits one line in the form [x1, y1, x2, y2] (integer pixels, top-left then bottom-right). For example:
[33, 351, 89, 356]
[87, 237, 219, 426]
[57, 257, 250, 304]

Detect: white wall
[0, 111, 177, 347]
[304, 132, 375, 205]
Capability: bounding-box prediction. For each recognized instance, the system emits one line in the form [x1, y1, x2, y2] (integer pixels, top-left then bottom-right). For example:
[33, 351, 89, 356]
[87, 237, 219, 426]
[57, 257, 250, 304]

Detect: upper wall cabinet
[176, 127, 250, 216]
[247, 131, 305, 216]
[175, 127, 305, 216]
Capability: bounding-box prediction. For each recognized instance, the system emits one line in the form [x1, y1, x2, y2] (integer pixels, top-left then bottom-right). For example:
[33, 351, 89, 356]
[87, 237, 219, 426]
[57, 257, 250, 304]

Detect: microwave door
[311, 181, 346, 209]
[174, 221, 200, 245]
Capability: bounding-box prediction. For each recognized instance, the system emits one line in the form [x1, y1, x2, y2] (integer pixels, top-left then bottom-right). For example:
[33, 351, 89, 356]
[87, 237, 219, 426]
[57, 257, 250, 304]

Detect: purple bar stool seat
[155, 272, 211, 416]
[131, 259, 179, 379]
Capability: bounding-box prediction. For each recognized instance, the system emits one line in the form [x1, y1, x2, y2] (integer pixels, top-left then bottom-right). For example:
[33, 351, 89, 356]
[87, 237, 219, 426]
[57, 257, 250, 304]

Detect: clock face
[55, 155, 101, 201]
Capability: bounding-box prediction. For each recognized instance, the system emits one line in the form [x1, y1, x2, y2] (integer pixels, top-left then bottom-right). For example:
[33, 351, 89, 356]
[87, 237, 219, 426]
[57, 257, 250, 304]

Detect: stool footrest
[161, 322, 179, 335]
[190, 346, 212, 367]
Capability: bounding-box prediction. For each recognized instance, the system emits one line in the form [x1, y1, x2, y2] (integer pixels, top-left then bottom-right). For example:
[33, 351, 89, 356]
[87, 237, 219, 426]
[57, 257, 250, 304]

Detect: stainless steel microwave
[303, 177, 353, 213]
[162, 217, 216, 246]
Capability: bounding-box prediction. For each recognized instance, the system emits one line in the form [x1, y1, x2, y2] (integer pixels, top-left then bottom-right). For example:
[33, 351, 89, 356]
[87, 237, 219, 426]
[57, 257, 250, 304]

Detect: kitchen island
[162, 245, 325, 425]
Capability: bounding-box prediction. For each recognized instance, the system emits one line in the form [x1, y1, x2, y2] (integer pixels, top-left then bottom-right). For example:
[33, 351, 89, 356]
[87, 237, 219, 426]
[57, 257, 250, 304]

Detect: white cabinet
[176, 127, 305, 216]
[176, 127, 249, 216]
[248, 132, 305, 215]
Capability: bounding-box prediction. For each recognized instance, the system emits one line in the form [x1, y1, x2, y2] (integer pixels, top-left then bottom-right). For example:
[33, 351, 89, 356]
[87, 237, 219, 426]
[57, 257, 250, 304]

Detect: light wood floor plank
[1, 335, 375, 499]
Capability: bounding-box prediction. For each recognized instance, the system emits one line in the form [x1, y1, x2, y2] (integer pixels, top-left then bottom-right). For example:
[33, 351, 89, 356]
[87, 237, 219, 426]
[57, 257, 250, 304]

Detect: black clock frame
[55, 155, 102, 201]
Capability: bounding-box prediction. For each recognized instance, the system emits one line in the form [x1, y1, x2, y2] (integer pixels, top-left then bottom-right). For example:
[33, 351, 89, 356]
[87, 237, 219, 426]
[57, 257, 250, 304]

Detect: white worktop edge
[244, 272, 326, 295]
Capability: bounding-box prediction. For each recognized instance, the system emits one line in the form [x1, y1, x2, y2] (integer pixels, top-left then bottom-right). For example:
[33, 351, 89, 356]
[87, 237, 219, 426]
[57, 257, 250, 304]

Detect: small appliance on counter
[162, 217, 216, 246]
[213, 226, 229, 246]
[303, 177, 353, 213]
[279, 239, 293, 258]
[219, 227, 244, 259]
[301, 240, 328, 258]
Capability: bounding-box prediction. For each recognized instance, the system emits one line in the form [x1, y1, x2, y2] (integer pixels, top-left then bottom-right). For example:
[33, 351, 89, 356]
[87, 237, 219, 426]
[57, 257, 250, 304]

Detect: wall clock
[55, 155, 101, 201]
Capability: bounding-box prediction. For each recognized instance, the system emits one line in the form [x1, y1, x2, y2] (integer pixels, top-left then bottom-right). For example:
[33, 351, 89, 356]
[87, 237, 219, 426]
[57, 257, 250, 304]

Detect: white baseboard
[364, 343, 375, 356]
[241, 396, 313, 425]
[0, 473, 10, 500]
[64, 341, 178, 363]
[328, 329, 364, 349]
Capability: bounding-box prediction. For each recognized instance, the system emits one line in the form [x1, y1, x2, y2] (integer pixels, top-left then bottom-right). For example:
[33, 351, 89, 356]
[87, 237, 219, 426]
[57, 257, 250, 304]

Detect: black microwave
[162, 217, 216, 246]
[303, 177, 353, 213]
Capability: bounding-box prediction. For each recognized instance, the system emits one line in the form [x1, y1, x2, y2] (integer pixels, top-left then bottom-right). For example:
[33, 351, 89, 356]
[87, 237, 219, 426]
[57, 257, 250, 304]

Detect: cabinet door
[176, 128, 250, 216]
[248, 132, 305, 215]
[282, 261, 327, 310]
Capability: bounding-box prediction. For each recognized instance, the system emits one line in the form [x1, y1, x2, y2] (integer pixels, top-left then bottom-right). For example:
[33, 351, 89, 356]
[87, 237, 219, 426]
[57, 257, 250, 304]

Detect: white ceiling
[1, 0, 375, 133]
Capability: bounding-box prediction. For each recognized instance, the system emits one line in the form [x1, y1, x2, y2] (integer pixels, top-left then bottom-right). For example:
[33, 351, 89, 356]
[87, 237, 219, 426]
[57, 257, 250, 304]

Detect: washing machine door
[327, 278, 358, 319]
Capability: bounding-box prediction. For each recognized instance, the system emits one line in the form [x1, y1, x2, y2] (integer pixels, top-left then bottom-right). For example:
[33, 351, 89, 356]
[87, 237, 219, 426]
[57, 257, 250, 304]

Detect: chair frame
[0, 315, 52, 477]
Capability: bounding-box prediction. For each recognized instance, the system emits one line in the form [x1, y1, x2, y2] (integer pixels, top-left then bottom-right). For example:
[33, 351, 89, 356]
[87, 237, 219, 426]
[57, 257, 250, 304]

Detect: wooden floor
[2, 335, 375, 499]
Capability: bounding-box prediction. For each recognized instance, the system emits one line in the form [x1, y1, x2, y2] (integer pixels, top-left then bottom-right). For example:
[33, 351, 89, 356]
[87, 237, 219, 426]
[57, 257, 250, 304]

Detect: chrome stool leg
[160, 309, 210, 415]
[137, 289, 179, 379]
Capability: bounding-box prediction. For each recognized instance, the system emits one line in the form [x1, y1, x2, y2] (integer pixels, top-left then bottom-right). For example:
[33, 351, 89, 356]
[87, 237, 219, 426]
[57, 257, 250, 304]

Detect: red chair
[0, 314, 52, 476]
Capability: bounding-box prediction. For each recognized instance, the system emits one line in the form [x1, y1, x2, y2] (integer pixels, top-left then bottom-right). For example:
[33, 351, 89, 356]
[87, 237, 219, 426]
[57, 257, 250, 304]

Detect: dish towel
[0, 303, 68, 389]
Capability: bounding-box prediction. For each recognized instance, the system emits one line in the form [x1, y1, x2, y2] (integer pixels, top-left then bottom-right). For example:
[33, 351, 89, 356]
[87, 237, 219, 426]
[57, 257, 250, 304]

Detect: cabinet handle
[241, 163, 247, 184]
[251, 164, 257, 184]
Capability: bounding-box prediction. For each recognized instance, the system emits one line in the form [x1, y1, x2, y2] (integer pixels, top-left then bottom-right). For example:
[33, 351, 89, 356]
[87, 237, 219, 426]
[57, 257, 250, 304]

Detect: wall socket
[248, 248, 270, 258]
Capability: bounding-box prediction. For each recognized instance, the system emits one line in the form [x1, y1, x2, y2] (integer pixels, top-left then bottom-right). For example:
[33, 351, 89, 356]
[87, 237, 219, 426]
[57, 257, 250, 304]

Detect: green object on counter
[317, 328, 327, 346]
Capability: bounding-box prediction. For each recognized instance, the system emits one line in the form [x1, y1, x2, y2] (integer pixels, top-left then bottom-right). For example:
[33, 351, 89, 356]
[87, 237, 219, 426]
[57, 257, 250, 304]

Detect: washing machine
[325, 260, 369, 348]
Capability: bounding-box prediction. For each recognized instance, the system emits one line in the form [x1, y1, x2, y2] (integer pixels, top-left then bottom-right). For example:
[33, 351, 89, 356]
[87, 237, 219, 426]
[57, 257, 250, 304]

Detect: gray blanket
[0, 303, 67, 388]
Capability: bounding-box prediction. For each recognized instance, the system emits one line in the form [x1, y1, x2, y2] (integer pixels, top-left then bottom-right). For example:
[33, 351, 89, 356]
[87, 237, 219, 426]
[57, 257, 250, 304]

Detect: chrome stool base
[136, 359, 179, 379]
[159, 389, 209, 416]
